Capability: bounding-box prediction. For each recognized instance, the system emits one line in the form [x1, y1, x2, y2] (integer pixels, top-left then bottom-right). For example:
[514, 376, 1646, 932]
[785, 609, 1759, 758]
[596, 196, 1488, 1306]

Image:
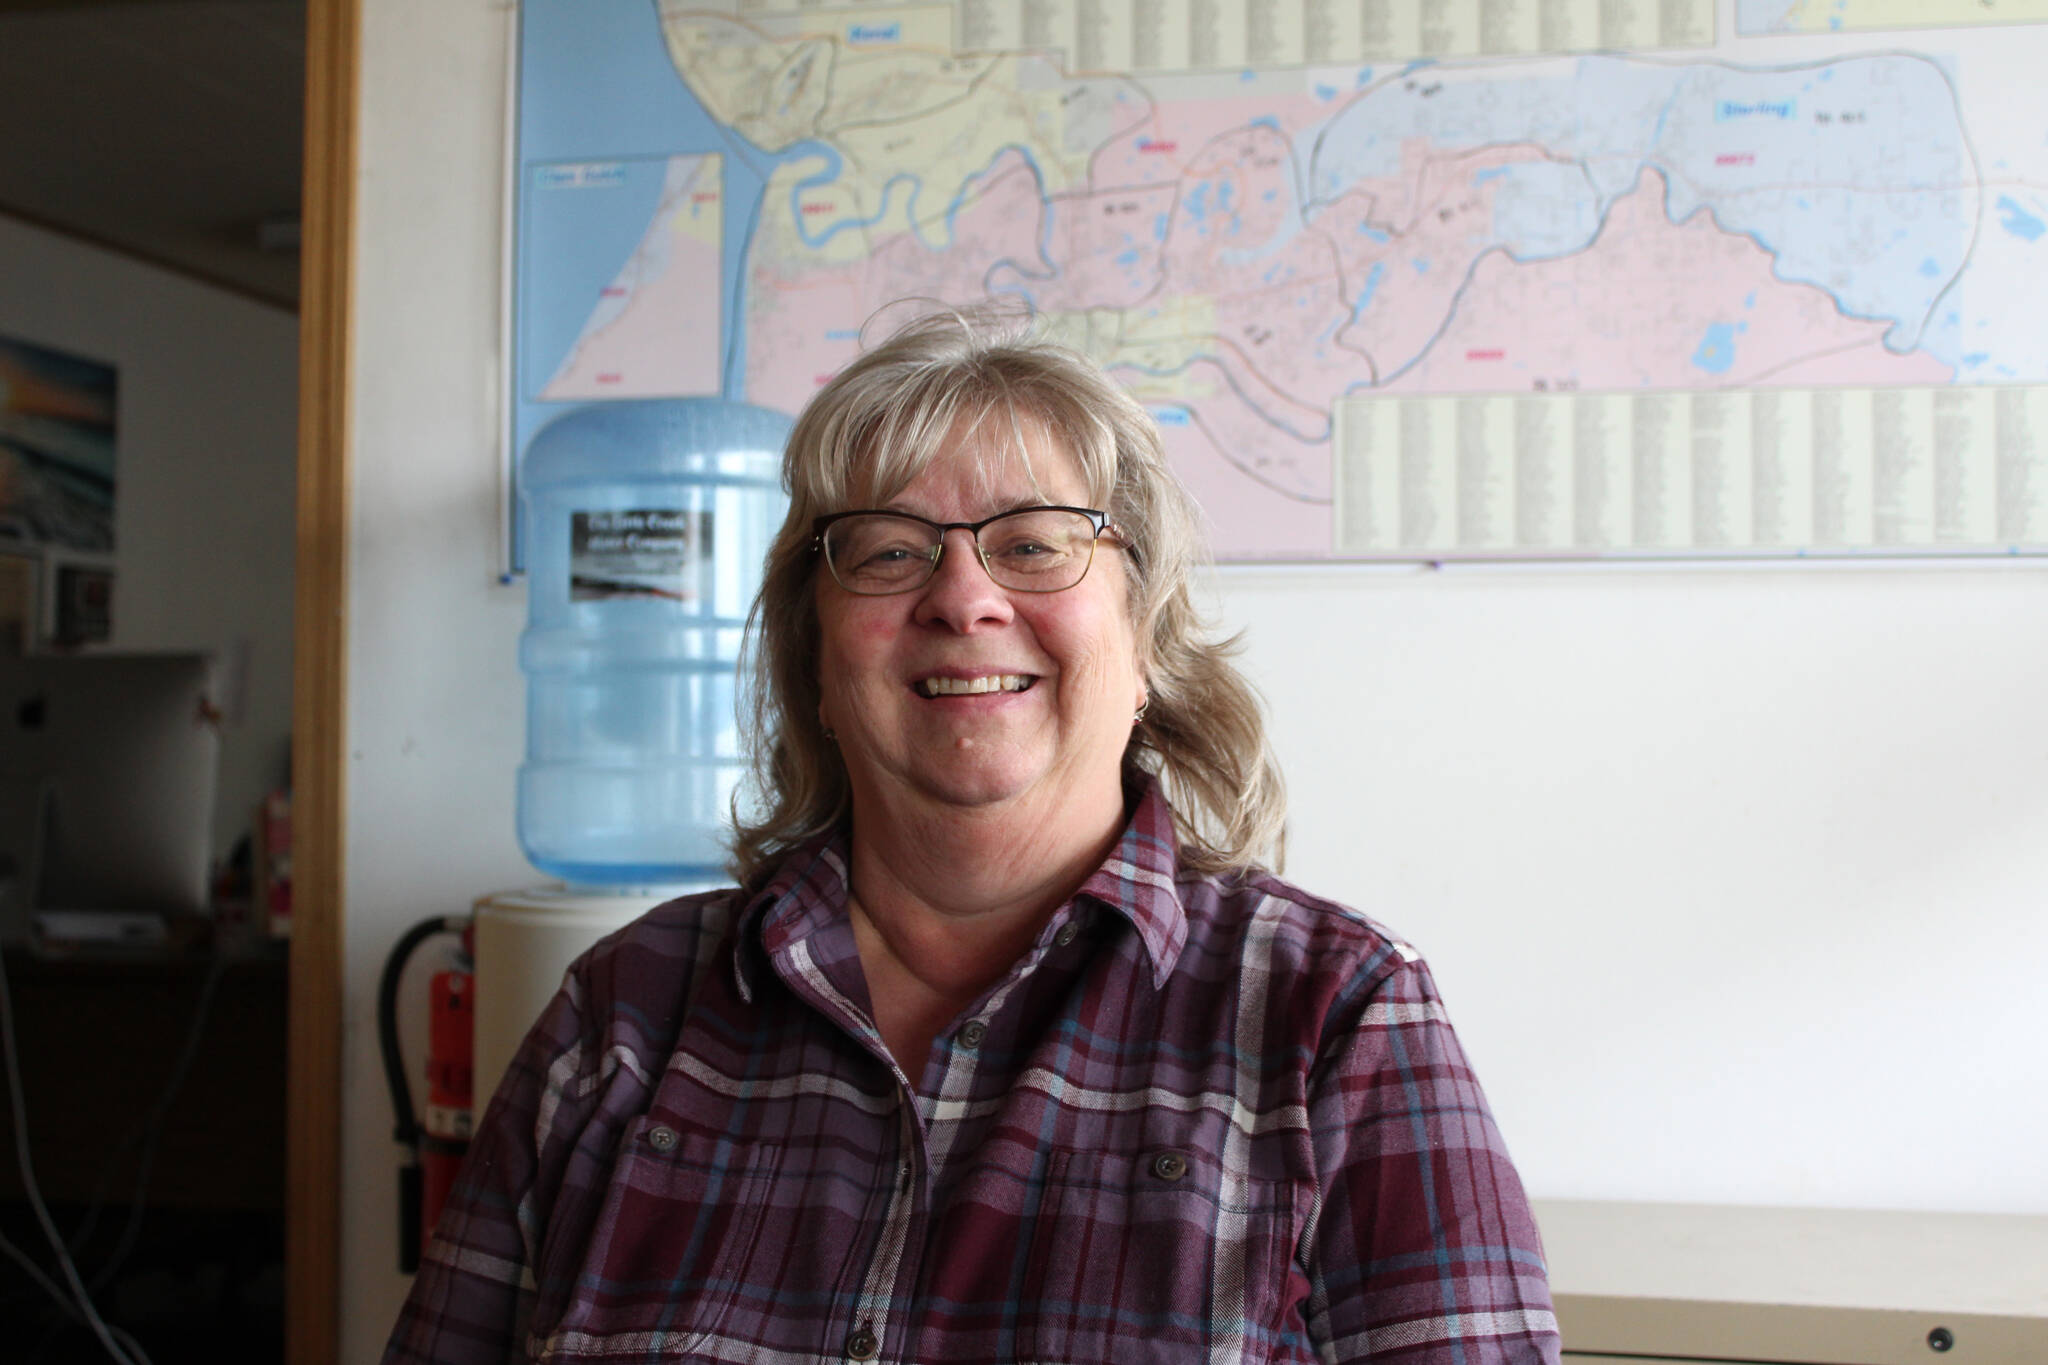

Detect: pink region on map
[1035, 181, 1178, 312]
[1157, 417, 1331, 558]
[1383, 169, 1955, 395]
[543, 162, 723, 400]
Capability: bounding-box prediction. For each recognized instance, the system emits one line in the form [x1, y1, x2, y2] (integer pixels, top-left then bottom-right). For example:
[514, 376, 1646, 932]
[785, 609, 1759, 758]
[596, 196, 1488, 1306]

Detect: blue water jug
[518, 399, 790, 886]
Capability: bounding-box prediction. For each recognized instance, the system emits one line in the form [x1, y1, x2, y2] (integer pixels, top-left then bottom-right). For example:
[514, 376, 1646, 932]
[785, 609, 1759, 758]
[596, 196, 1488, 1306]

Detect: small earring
[822, 726, 837, 741]
[1132, 701, 1148, 727]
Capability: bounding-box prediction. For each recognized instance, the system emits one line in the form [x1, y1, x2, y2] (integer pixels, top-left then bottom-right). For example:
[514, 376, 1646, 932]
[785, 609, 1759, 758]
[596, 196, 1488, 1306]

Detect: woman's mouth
[916, 674, 1036, 697]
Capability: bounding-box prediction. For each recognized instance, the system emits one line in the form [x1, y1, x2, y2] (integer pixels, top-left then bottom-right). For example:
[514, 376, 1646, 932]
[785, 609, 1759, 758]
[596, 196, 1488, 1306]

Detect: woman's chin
[905, 759, 1045, 813]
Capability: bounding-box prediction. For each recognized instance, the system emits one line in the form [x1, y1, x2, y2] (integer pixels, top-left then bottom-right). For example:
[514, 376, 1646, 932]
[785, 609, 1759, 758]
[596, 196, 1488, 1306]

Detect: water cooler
[472, 398, 790, 1101]
[383, 399, 789, 1270]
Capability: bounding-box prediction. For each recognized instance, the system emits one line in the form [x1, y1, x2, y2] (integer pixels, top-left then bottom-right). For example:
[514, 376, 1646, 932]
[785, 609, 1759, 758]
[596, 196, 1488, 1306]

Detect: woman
[385, 312, 1558, 1364]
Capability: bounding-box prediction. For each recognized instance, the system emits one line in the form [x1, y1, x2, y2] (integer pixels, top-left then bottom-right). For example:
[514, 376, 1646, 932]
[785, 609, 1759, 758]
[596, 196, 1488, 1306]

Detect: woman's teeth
[919, 674, 1033, 697]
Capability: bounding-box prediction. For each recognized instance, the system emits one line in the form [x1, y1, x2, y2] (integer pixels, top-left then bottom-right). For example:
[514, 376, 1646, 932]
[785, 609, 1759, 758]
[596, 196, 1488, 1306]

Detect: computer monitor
[0, 651, 220, 920]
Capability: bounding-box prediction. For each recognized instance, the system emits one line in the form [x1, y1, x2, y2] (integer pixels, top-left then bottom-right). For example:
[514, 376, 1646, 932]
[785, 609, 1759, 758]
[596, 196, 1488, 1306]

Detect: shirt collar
[732, 777, 1190, 1000]
[1071, 778, 1187, 989]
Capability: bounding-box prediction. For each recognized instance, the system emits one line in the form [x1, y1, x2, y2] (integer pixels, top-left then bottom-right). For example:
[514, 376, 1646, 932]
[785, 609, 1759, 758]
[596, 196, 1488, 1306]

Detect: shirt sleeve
[380, 958, 611, 1365]
[1302, 952, 1561, 1364]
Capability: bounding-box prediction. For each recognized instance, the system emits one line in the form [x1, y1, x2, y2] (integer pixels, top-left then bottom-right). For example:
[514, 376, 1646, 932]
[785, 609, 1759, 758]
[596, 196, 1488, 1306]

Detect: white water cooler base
[470, 886, 701, 1106]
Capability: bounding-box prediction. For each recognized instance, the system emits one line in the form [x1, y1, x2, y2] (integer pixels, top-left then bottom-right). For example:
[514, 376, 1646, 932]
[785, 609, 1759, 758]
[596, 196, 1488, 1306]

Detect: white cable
[0, 947, 149, 1365]
[84, 951, 231, 1293]
[0, 1226, 153, 1362]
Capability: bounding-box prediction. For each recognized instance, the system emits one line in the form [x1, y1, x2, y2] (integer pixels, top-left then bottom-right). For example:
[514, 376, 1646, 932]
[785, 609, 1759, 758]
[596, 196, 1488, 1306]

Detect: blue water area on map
[1691, 322, 1739, 374]
[1996, 196, 2045, 241]
[790, 152, 911, 248]
[1356, 262, 1385, 312]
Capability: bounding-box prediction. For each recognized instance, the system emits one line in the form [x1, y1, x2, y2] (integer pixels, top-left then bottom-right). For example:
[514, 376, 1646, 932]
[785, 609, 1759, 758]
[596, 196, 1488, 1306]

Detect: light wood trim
[288, 0, 357, 1362]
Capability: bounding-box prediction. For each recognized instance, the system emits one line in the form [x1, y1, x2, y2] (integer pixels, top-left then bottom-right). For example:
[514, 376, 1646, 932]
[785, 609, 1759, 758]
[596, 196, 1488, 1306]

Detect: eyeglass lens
[823, 508, 1100, 594]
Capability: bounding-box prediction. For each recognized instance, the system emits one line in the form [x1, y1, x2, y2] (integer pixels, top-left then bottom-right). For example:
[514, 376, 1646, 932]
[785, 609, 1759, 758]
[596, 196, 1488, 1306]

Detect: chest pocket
[528, 1115, 780, 1360]
[1018, 1146, 1302, 1365]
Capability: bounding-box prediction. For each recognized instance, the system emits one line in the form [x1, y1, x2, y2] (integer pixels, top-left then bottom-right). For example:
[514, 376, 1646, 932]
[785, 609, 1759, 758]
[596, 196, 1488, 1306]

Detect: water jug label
[570, 509, 711, 602]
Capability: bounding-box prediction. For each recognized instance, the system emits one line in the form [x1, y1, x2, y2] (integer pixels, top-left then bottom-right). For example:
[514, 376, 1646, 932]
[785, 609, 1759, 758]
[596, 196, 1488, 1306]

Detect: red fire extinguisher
[378, 914, 474, 1273]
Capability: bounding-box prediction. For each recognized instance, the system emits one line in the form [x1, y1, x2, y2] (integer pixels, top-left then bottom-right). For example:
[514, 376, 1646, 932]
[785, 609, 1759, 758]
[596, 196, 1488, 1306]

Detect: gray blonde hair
[730, 308, 1285, 885]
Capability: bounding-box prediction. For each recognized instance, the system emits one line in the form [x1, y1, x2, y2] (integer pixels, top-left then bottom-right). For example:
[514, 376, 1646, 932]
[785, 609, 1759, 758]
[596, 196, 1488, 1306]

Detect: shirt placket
[766, 896, 1101, 1363]
[840, 1090, 929, 1361]
[759, 925, 935, 1365]
[868, 915, 1096, 1362]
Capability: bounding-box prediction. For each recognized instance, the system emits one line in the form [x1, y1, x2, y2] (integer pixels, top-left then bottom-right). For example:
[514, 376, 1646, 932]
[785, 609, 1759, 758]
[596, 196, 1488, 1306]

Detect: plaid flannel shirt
[383, 782, 1558, 1363]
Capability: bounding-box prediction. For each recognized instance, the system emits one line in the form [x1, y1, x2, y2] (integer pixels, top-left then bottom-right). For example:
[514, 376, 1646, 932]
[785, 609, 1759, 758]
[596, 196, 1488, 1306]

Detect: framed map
[511, 1, 2048, 562]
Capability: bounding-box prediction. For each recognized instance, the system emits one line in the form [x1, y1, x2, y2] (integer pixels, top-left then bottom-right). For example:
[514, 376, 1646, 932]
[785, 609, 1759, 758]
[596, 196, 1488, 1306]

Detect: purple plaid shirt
[384, 783, 1558, 1363]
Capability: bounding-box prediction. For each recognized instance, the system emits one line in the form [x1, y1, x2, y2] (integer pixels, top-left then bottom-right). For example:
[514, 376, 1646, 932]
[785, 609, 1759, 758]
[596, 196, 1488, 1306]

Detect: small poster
[0, 553, 35, 654]
[0, 336, 116, 552]
[54, 564, 111, 645]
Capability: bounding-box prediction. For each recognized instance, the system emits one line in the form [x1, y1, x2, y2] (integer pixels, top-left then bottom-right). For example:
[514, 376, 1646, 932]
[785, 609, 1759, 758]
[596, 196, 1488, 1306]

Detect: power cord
[77, 949, 232, 1293]
[0, 1230, 152, 1363]
[0, 945, 153, 1365]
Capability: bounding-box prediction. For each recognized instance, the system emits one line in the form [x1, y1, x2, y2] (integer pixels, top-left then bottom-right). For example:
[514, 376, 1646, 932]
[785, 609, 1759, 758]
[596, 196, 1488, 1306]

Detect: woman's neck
[840, 785, 1128, 1072]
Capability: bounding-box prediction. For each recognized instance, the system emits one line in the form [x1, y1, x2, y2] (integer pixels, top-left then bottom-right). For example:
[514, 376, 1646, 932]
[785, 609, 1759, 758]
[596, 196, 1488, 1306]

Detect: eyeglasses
[812, 505, 1121, 596]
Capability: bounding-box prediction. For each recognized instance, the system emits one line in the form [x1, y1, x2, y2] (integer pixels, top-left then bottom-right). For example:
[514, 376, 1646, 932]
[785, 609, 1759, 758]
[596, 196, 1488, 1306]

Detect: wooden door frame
[289, 0, 356, 1361]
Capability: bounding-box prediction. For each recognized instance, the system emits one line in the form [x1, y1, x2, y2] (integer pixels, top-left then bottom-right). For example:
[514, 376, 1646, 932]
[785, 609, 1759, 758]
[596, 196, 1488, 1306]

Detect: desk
[1539, 1198, 2048, 1365]
[0, 940, 287, 1212]
[0, 939, 286, 1364]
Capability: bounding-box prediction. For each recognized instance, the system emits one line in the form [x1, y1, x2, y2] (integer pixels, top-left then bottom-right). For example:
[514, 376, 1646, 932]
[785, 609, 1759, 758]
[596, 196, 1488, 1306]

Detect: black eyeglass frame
[810, 505, 1123, 595]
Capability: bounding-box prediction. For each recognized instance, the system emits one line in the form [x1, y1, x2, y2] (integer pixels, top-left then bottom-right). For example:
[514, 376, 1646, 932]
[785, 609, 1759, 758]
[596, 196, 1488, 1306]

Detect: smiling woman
[382, 309, 1561, 1365]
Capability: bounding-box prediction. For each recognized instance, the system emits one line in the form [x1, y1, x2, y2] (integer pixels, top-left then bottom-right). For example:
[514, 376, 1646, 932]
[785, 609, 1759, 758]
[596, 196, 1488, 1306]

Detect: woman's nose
[912, 528, 1013, 631]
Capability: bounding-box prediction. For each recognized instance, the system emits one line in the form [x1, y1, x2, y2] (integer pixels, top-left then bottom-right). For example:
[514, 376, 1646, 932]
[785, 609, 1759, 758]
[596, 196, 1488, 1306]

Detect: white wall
[0, 213, 297, 877]
[340, 2, 2048, 1358]
[344, 4, 531, 1356]
[1219, 565, 2048, 1215]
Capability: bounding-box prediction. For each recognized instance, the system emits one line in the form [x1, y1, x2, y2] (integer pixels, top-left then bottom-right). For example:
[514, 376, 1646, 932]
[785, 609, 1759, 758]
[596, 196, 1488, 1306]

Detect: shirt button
[845, 1326, 880, 1360]
[957, 1020, 987, 1049]
[1151, 1150, 1188, 1181]
[1054, 921, 1079, 947]
[646, 1125, 678, 1153]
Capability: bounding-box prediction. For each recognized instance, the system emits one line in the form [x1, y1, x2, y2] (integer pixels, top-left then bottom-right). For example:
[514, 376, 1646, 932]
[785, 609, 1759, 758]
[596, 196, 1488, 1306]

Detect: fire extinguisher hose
[377, 914, 468, 1273]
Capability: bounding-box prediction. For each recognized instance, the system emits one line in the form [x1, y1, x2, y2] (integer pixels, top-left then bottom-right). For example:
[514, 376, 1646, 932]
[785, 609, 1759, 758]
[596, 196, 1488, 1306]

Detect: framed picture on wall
[53, 564, 111, 646]
[0, 336, 117, 553]
[0, 552, 37, 655]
